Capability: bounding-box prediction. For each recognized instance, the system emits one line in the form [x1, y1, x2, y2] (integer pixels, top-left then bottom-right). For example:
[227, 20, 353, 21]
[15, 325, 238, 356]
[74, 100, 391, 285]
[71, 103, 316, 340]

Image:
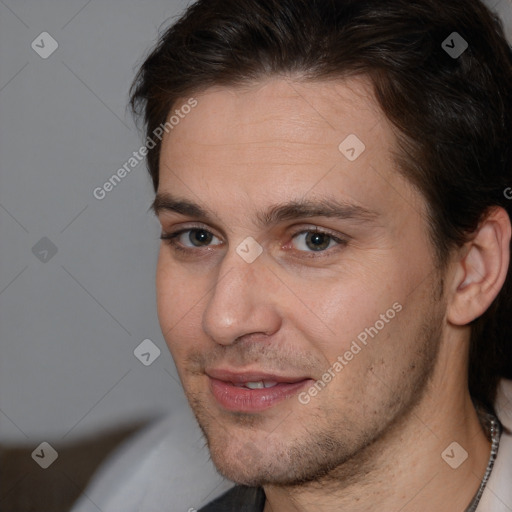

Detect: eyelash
[159, 226, 347, 258]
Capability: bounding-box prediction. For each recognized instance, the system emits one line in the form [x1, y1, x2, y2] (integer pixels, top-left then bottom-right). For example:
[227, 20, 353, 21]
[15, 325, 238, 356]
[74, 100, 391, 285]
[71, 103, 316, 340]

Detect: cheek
[317, 277, 436, 384]
[292, 268, 401, 357]
[294, 278, 428, 403]
[156, 252, 175, 331]
[155, 252, 204, 353]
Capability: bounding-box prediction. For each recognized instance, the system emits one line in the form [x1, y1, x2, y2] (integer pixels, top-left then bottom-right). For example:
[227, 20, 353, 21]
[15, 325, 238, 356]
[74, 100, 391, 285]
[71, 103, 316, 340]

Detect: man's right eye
[160, 228, 223, 251]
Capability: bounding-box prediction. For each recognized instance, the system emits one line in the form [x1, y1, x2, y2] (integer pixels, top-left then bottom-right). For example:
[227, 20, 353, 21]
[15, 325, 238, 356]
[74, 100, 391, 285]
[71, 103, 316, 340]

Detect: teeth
[246, 381, 265, 389]
[237, 381, 279, 389]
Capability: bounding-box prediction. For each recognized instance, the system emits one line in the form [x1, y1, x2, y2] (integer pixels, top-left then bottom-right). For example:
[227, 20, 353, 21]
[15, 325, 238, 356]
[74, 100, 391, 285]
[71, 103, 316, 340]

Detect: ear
[447, 207, 511, 326]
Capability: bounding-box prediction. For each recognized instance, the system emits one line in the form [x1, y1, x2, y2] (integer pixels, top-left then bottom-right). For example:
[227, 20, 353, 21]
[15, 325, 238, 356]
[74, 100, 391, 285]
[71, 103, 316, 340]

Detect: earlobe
[448, 207, 511, 326]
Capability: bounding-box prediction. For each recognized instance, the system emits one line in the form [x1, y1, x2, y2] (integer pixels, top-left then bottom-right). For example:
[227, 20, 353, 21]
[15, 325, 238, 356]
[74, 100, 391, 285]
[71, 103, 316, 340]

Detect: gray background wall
[0, 2, 194, 508]
[0, 0, 511, 510]
[0, 0, 194, 448]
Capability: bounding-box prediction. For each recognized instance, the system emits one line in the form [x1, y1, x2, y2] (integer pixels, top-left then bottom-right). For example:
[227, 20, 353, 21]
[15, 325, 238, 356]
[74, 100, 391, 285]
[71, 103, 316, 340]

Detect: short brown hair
[130, 0, 512, 412]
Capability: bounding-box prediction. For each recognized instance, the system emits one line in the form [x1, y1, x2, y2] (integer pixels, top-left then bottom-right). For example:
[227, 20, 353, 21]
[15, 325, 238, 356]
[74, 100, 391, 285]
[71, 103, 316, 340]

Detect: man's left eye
[291, 231, 345, 252]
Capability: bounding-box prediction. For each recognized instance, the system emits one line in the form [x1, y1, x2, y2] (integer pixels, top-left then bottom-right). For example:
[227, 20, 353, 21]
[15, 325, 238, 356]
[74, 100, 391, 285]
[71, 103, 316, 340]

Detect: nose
[202, 247, 282, 346]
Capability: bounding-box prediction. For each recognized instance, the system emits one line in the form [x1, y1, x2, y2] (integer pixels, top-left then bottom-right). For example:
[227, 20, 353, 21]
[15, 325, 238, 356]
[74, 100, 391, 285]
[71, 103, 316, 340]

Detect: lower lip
[209, 377, 312, 412]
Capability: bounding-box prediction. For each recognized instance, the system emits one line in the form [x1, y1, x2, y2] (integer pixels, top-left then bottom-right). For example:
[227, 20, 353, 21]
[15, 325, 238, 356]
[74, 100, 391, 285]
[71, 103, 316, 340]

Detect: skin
[153, 76, 510, 511]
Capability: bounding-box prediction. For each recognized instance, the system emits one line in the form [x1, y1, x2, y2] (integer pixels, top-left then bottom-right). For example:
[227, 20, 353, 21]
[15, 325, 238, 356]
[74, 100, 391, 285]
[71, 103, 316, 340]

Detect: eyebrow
[150, 192, 379, 227]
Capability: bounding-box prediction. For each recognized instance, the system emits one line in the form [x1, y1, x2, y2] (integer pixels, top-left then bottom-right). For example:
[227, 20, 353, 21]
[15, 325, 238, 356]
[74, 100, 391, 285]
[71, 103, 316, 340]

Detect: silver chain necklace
[464, 411, 502, 512]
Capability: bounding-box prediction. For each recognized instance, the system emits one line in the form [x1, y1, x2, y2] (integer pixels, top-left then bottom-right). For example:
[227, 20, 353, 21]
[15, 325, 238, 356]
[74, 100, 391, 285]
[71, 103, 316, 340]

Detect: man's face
[155, 77, 447, 485]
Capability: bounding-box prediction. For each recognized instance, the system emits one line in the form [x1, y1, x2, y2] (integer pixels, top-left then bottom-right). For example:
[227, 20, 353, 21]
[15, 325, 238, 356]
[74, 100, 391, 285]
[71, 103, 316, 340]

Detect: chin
[208, 446, 292, 486]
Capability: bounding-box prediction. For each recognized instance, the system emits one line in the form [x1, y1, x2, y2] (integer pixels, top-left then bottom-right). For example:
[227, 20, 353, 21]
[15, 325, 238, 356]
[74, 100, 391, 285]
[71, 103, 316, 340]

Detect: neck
[263, 380, 491, 512]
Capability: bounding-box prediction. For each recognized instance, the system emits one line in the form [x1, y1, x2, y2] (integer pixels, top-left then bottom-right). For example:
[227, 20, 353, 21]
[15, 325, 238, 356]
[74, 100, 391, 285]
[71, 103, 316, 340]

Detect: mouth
[206, 368, 314, 412]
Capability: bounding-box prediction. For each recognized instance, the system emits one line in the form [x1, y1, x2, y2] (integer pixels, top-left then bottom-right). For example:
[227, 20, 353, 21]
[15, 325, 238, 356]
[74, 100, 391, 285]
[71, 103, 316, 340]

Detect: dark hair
[130, 0, 512, 412]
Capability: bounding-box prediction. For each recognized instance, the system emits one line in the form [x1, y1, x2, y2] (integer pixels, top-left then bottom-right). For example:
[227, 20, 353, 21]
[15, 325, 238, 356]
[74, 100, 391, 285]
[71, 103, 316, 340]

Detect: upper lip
[206, 368, 310, 384]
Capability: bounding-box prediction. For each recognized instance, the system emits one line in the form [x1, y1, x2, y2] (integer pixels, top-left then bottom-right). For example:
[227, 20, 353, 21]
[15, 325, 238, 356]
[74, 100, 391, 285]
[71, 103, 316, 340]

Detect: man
[129, 0, 512, 510]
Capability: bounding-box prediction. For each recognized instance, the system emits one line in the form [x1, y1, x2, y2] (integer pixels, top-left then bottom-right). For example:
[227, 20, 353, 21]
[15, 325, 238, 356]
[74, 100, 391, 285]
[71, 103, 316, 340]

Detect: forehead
[163, 75, 386, 154]
[158, 76, 424, 225]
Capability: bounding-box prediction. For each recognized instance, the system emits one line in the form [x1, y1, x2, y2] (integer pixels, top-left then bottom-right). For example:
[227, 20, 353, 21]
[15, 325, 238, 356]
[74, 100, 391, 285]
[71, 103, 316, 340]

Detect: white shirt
[70, 403, 234, 512]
